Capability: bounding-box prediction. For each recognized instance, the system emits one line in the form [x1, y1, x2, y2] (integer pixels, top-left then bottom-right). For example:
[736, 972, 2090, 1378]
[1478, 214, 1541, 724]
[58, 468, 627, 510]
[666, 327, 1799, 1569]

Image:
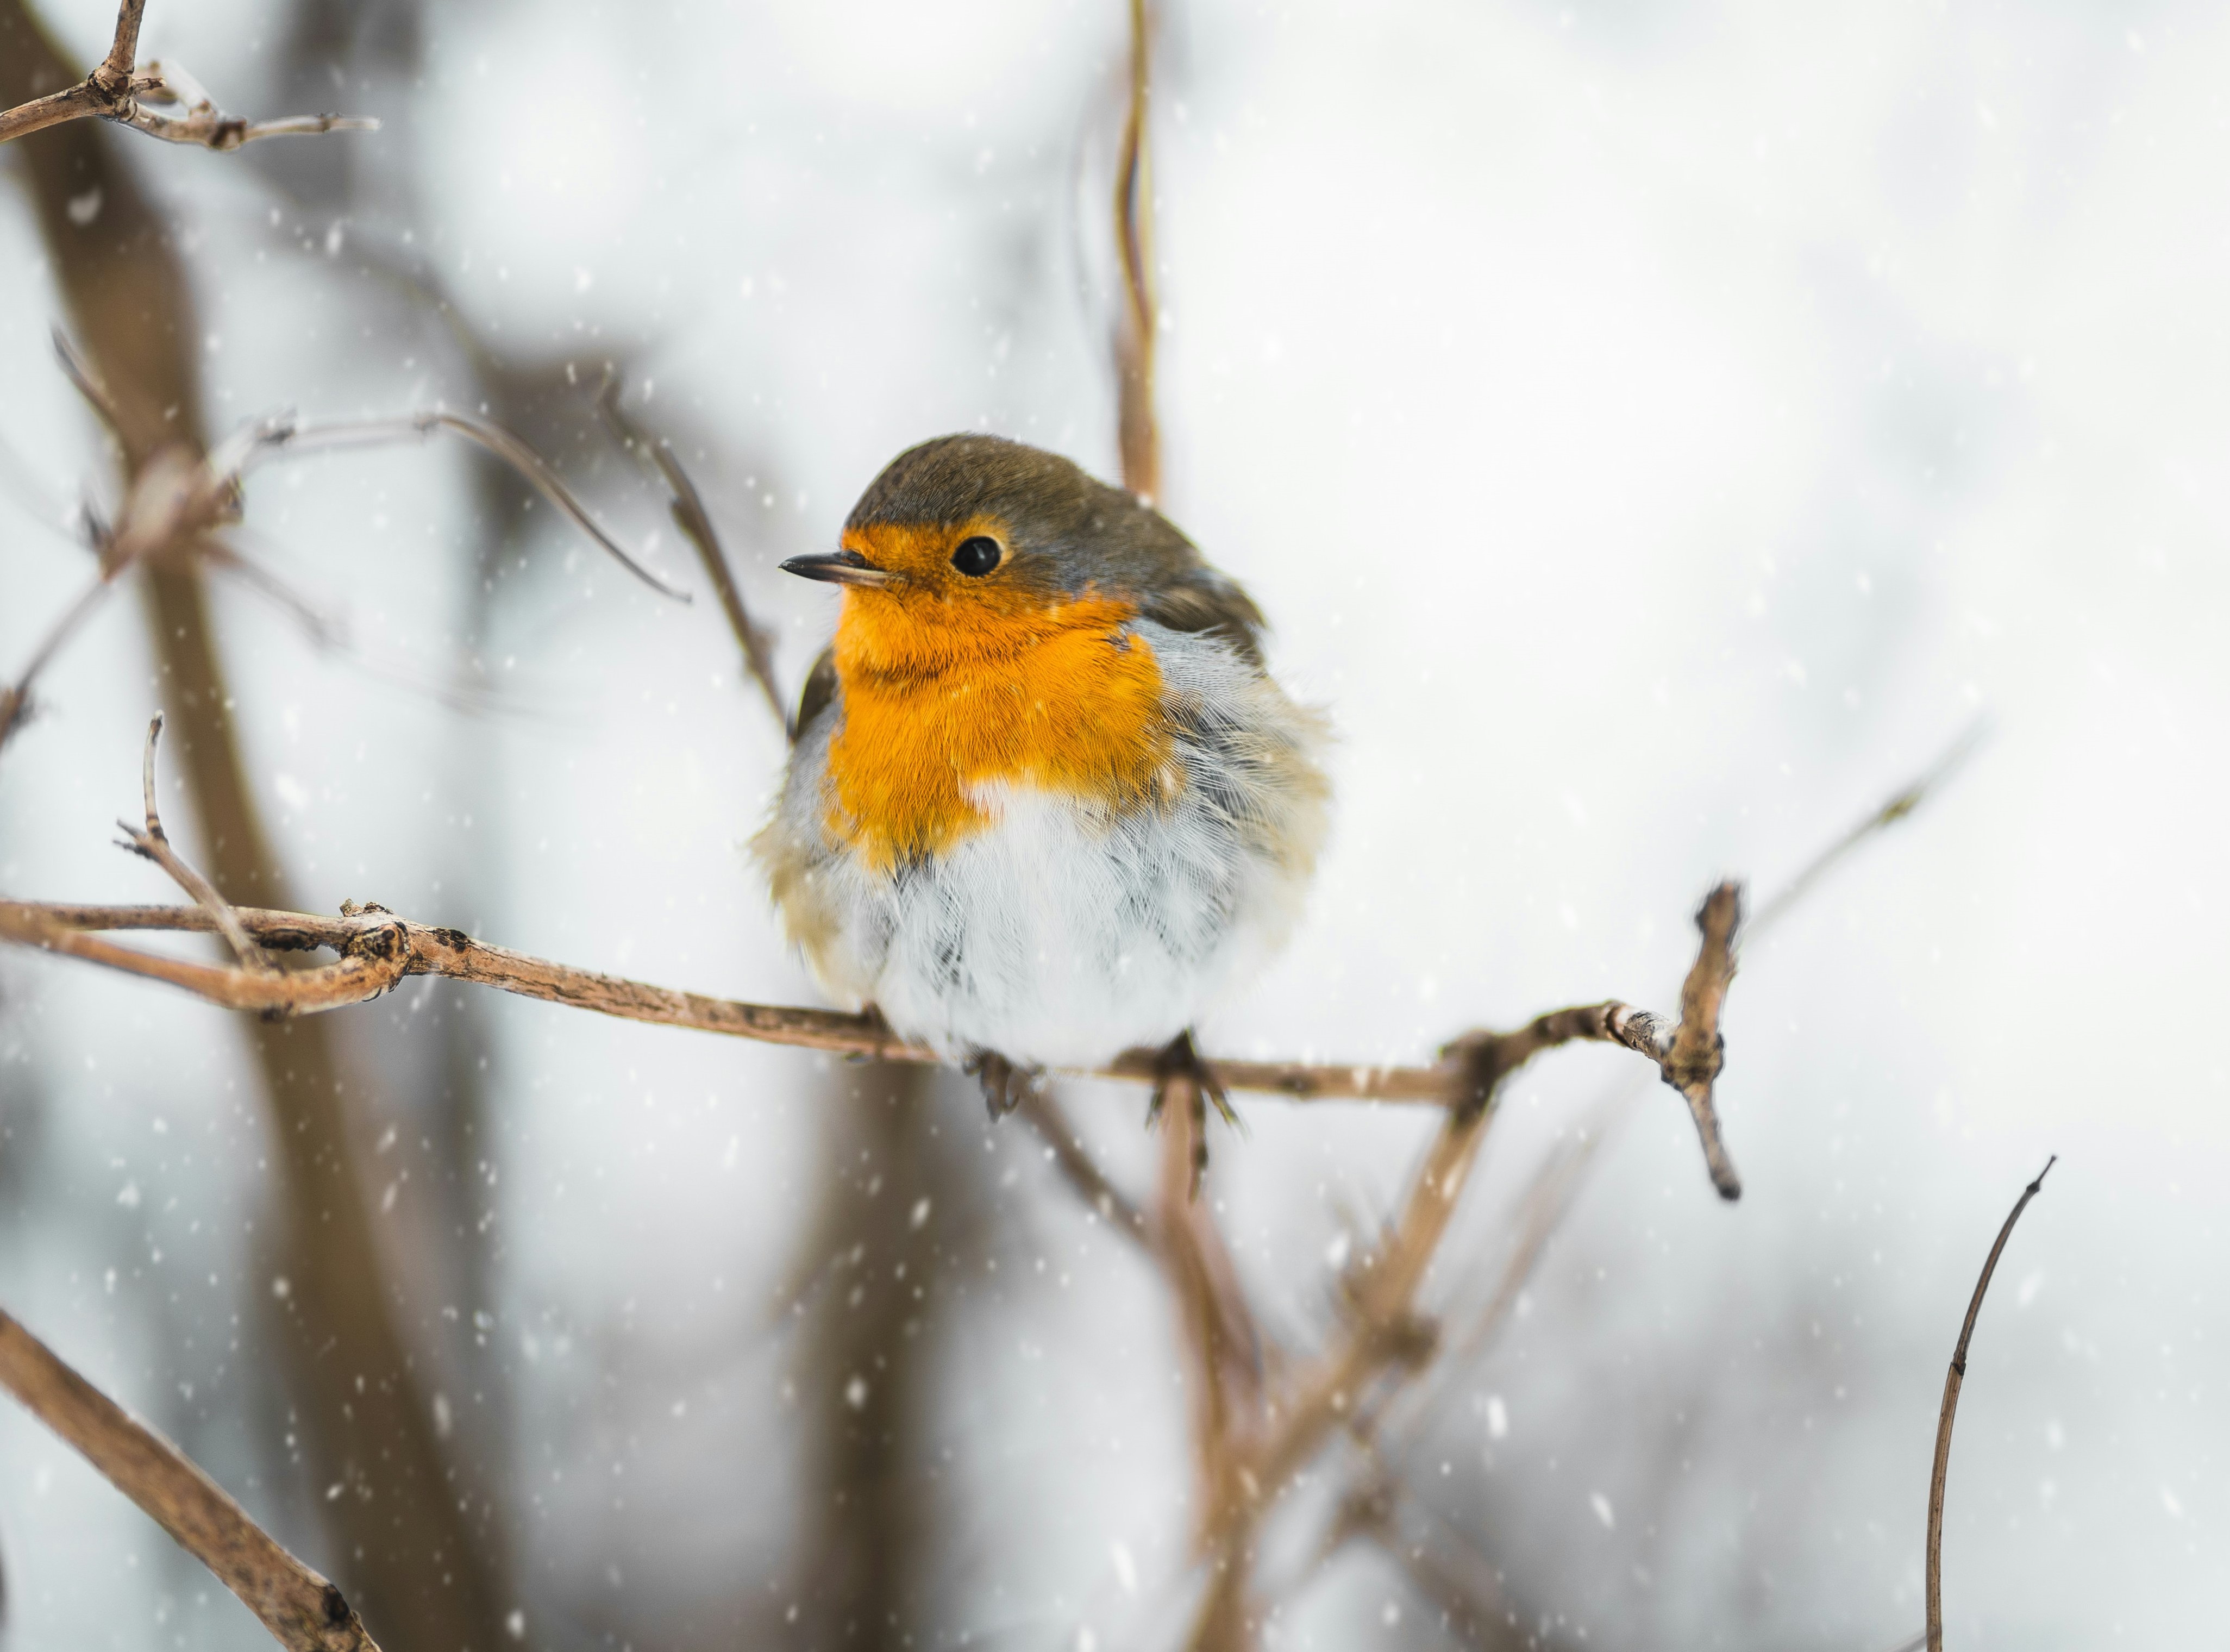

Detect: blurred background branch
[1, 4, 510, 1643]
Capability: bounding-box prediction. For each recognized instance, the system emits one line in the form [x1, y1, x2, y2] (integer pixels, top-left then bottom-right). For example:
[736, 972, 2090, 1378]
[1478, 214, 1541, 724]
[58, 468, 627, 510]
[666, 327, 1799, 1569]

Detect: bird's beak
[780, 549, 901, 589]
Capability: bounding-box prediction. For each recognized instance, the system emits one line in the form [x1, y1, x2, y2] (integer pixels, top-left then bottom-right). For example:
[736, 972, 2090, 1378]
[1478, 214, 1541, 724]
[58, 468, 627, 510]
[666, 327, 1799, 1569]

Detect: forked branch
[0, 0, 375, 148]
[115, 713, 271, 972]
[0, 1309, 383, 1651]
[1, 355, 692, 756]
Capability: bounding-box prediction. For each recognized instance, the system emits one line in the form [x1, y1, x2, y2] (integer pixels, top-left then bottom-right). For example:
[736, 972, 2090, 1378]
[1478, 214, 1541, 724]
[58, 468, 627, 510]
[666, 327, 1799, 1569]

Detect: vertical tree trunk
[790, 1061, 946, 1646]
[3, 8, 512, 1645]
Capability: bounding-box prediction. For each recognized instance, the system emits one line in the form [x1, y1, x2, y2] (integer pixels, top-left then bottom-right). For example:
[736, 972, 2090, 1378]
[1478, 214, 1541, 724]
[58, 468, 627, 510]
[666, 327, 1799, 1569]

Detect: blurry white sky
[3, 1, 2226, 1647]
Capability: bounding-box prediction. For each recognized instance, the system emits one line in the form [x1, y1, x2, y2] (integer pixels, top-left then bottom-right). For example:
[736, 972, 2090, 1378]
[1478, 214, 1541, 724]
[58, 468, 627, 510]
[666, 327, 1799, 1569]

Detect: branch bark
[0, 0, 373, 148]
[0, 1310, 381, 1652]
[115, 712, 272, 971]
[1173, 885, 1742, 1650]
[1926, 1156, 2054, 1652]
[0, 893, 1740, 1146]
[1112, 0, 1160, 503]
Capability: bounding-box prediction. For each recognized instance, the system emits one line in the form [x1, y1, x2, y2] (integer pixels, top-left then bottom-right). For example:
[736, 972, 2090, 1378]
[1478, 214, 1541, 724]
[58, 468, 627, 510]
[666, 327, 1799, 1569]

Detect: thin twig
[1747, 721, 1987, 940]
[595, 371, 787, 731]
[0, 443, 209, 753]
[113, 714, 270, 972]
[4, 365, 697, 754]
[1168, 884, 1744, 1644]
[1013, 1087, 1152, 1242]
[53, 327, 128, 445]
[0, 0, 374, 149]
[1926, 1156, 2054, 1652]
[0, 1308, 382, 1651]
[1112, 0, 1160, 502]
[0, 577, 109, 748]
[245, 410, 691, 602]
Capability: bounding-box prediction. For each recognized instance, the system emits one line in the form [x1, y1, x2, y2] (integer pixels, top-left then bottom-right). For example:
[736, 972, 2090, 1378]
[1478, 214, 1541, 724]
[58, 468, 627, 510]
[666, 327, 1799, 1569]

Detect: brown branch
[1326, 1473, 1527, 1652]
[0, 1, 373, 148]
[0, 431, 213, 753]
[0, 1309, 381, 1651]
[1926, 1156, 2055, 1652]
[114, 713, 271, 972]
[3, 370, 694, 757]
[1156, 1064, 1267, 1651]
[1747, 721, 1986, 939]
[99, 0, 146, 87]
[596, 371, 788, 732]
[1113, 0, 1160, 502]
[1013, 1087, 1152, 1242]
[0, 894, 1740, 1134]
[241, 409, 693, 602]
[1169, 884, 1745, 1647]
[7, 26, 515, 1640]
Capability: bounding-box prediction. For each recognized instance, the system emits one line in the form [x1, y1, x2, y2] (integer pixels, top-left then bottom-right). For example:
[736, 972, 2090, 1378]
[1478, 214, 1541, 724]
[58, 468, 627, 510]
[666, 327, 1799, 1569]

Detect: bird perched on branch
[756, 434, 1329, 1123]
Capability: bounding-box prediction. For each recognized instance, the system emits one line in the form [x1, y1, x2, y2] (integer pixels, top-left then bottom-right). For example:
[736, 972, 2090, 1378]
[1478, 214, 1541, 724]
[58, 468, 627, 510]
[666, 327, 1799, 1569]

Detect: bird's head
[781, 434, 1262, 674]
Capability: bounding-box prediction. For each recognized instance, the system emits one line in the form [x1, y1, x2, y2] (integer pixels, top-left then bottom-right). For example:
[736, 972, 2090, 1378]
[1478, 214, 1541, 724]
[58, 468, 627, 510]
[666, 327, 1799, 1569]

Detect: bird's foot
[1145, 1029, 1237, 1198]
[966, 1049, 1045, 1123]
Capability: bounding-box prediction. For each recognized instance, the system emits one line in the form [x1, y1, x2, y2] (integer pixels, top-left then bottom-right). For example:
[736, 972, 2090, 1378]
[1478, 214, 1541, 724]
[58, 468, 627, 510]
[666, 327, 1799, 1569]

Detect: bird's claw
[967, 1050, 1044, 1123]
[1146, 1029, 1235, 1198]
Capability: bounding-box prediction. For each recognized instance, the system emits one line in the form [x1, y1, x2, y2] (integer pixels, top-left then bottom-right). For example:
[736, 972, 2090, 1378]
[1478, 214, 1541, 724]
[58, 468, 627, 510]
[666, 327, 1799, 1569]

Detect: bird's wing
[794, 644, 840, 735]
[1138, 568, 1267, 668]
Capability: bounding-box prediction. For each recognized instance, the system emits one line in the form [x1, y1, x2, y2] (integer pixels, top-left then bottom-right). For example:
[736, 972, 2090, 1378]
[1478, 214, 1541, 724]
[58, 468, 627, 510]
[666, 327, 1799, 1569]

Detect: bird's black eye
[950, 535, 1002, 577]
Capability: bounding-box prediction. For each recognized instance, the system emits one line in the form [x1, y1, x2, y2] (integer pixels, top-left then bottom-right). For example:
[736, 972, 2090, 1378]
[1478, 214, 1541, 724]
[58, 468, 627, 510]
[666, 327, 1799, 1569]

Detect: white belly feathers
[755, 622, 1329, 1069]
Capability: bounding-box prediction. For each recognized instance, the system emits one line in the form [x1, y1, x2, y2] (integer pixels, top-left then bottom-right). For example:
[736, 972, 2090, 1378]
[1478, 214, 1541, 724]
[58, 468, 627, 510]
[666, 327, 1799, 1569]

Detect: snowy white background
[2, 0, 2225, 1646]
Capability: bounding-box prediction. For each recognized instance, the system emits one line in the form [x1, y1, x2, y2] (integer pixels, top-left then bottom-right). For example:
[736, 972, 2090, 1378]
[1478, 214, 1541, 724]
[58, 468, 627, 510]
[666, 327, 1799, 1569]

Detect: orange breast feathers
[824, 583, 1179, 870]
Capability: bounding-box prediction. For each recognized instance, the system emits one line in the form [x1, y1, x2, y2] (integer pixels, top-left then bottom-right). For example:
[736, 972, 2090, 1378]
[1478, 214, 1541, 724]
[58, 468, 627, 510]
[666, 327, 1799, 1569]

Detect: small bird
[756, 434, 1328, 1122]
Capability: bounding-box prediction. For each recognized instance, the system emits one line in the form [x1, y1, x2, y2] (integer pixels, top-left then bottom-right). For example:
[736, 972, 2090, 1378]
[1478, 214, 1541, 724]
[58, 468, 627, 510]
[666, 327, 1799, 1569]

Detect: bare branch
[0, 76, 109, 145]
[0, 892, 1747, 1124]
[1667, 881, 1742, 1198]
[0, 444, 210, 754]
[112, 714, 270, 972]
[242, 410, 692, 602]
[99, 0, 147, 88]
[0, 1, 374, 150]
[0, 1309, 381, 1651]
[53, 326, 128, 443]
[0, 901, 411, 1014]
[1926, 1156, 2055, 1652]
[1013, 1086, 1152, 1244]
[1748, 721, 1987, 940]
[1169, 881, 1744, 1619]
[595, 372, 787, 731]
[0, 576, 108, 749]
[1113, 0, 1160, 502]
[3, 366, 696, 756]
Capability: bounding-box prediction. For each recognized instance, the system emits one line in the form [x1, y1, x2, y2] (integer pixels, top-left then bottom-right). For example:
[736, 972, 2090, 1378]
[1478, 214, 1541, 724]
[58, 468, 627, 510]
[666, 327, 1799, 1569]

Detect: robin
[756, 434, 1329, 1123]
